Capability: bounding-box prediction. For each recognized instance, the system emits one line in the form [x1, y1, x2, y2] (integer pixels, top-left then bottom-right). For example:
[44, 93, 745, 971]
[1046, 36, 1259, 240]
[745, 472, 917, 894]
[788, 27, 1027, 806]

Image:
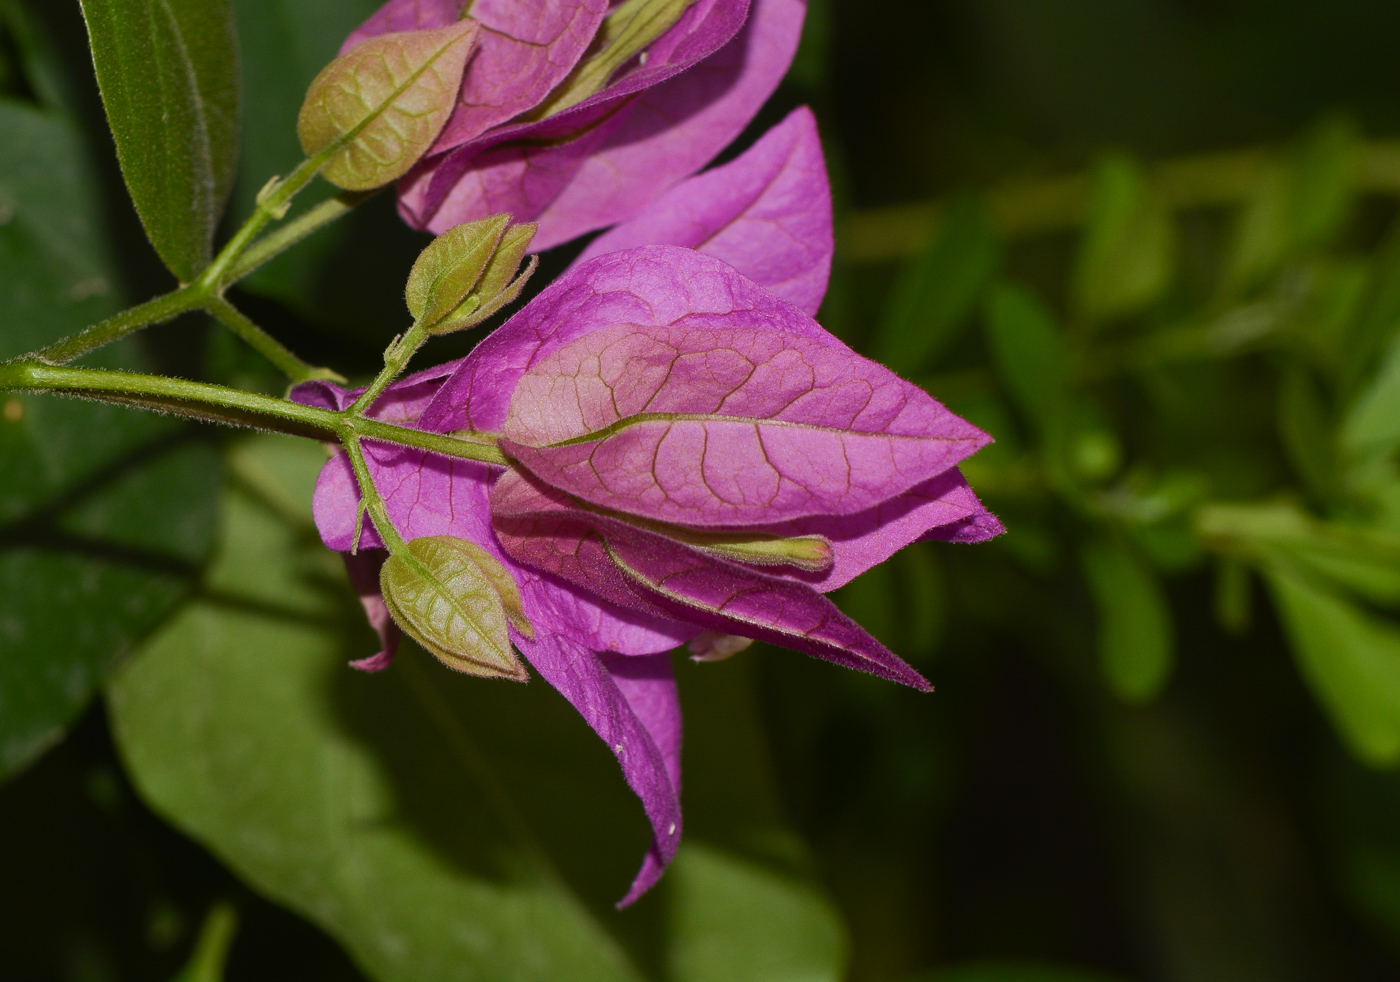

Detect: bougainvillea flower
[295, 244, 1000, 904]
[341, 0, 807, 248]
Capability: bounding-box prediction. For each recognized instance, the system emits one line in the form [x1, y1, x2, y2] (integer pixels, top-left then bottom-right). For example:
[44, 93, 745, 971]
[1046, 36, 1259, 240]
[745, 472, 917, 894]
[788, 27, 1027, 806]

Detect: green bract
[405, 216, 538, 333]
[297, 21, 478, 191]
[380, 536, 533, 680]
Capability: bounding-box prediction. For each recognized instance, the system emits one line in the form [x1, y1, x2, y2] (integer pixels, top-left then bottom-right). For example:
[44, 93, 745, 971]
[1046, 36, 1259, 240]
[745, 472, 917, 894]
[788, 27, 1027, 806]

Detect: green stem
[29, 284, 205, 365]
[204, 296, 345, 384]
[342, 434, 408, 554]
[226, 190, 377, 283]
[349, 320, 430, 415]
[0, 361, 509, 467]
[197, 152, 330, 294]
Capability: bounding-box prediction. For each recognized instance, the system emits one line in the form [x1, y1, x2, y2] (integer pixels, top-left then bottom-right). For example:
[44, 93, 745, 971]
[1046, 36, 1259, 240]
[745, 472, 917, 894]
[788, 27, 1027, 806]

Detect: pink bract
[344, 0, 806, 248]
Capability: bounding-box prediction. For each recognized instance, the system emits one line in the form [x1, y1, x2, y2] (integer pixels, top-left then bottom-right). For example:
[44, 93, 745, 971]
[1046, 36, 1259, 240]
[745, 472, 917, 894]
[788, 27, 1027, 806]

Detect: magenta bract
[294, 243, 1001, 904]
[342, 0, 805, 248]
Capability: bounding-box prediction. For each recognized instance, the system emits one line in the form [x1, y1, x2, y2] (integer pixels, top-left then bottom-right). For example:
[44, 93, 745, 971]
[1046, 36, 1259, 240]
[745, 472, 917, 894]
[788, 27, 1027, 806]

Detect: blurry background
[4, 1, 1400, 980]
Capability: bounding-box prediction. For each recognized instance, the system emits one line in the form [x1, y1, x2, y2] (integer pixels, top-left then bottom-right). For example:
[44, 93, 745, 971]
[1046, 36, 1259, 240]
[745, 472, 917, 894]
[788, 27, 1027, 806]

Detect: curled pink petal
[342, 550, 402, 671]
[576, 105, 832, 314]
[510, 632, 682, 906]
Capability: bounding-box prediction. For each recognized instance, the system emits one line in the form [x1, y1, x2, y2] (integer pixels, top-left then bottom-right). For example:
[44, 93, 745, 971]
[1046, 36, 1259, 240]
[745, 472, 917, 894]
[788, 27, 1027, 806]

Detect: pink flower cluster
[298, 0, 1000, 906]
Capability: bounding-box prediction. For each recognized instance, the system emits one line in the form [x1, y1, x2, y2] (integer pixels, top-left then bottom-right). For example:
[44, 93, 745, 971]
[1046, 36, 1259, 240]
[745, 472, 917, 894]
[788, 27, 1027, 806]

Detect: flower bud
[406, 218, 538, 334]
[379, 536, 533, 680]
[298, 22, 478, 190]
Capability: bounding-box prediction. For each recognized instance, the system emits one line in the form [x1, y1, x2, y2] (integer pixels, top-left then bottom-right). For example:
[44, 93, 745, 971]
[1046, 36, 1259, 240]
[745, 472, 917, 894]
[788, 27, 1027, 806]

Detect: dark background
[5, 1, 1400, 980]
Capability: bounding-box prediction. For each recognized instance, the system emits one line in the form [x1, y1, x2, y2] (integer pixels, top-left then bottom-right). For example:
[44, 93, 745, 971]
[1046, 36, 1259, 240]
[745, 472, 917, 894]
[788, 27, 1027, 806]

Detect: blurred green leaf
[1286, 115, 1359, 253]
[786, 0, 830, 89]
[668, 843, 846, 982]
[984, 283, 1073, 449]
[109, 436, 645, 982]
[1197, 502, 1400, 607]
[170, 903, 237, 982]
[1223, 118, 1358, 296]
[1265, 563, 1400, 766]
[873, 196, 999, 376]
[0, 100, 219, 781]
[1072, 152, 1175, 327]
[1343, 331, 1400, 460]
[1081, 537, 1175, 702]
[109, 436, 848, 982]
[1277, 363, 1335, 501]
[1214, 556, 1252, 635]
[78, 0, 239, 282]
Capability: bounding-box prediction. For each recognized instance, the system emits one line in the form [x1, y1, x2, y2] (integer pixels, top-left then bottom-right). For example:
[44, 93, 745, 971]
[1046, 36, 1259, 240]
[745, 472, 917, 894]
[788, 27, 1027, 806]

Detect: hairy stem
[30, 285, 206, 365]
[0, 361, 509, 467]
[342, 434, 409, 554]
[349, 321, 430, 415]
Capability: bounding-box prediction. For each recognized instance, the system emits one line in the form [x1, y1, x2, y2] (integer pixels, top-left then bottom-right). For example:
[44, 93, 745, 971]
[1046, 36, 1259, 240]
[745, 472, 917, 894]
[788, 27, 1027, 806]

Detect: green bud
[380, 536, 534, 680]
[669, 530, 834, 572]
[528, 0, 699, 119]
[298, 22, 478, 191]
[407, 219, 538, 334]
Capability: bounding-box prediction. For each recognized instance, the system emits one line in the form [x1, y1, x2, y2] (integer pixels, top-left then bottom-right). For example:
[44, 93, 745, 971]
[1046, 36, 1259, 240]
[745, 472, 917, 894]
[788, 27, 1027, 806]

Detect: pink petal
[500, 321, 989, 525]
[539, 0, 808, 249]
[341, 550, 402, 670]
[420, 245, 865, 435]
[343, 0, 610, 152]
[575, 105, 832, 314]
[769, 469, 1003, 591]
[398, 0, 762, 243]
[491, 469, 930, 690]
[511, 632, 682, 905]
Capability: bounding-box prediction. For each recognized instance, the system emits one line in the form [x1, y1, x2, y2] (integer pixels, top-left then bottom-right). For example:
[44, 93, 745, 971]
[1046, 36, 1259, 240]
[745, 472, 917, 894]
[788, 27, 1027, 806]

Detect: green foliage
[0, 98, 218, 782]
[1080, 537, 1175, 702]
[873, 196, 999, 377]
[77, 0, 239, 282]
[170, 904, 239, 982]
[109, 437, 848, 982]
[1073, 153, 1175, 327]
[1265, 565, 1400, 766]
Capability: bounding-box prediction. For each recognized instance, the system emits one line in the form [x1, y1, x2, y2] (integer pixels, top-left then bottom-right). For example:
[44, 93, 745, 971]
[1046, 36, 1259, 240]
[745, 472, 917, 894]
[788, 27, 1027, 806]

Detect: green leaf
[170, 904, 238, 982]
[297, 21, 477, 191]
[872, 196, 999, 376]
[381, 535, 531, 680]
[1277, 362, 1335, 501]
[405, 215, 511, 327]
[1072, 152, 1175, 327]
[405, 216, 537, 334]
[78, 0, 240, 282]
[1265, 564, 1400, 767]
[1081, 537, 1175, 702]
[1343, 331, 1400, 460]
[109, 436, 646, 982]
[984, 283, 1073, 447]
[109, 436, 849, 982]
[1286, 115, 1359, 252]
[0, 101, 219, 781]
[667, 843, 846, 982]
